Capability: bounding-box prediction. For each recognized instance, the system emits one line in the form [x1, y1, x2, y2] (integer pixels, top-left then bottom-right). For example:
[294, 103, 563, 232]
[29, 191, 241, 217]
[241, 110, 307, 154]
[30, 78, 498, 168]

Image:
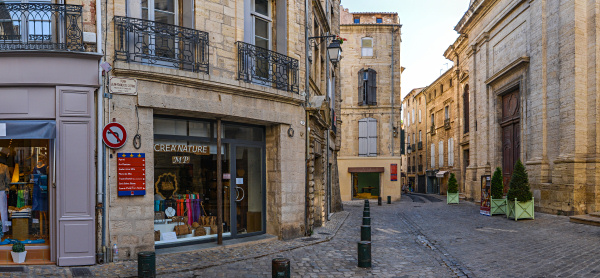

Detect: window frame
[251, 0, 272, 50]
[376, 18, 382, 23]
[361, 37, 373, 57]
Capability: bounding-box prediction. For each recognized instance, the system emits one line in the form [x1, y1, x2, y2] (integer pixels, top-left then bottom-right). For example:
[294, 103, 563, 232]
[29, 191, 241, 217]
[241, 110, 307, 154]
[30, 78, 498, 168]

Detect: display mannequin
[0, 154, 10, 233]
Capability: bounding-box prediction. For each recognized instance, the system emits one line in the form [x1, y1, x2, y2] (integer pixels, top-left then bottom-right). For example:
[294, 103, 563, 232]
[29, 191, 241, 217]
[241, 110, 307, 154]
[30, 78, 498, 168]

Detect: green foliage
[12, 241, 25, 253]
[506, 160, 533, 202]
[447, 173, 458, 193]
[491, 167, 504, 199]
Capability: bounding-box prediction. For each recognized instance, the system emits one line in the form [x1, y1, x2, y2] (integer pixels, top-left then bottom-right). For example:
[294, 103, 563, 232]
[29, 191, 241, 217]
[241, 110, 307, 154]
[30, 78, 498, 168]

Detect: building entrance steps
[570, 211, 600, 226]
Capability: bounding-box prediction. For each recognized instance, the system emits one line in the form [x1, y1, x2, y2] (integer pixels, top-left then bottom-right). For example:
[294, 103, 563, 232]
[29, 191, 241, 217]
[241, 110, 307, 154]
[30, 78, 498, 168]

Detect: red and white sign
[103, 122, 127, 149]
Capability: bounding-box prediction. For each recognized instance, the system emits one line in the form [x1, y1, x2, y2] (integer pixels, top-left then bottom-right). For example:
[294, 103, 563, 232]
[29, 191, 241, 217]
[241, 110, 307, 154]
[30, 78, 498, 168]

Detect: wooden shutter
[367, 118, 377, 156]
[439, 141, 444, 167]
[358, 69, 365, 105]
[358, 118, 368, 156]
[431, 144, 435, 168]
[367, 69, 377, 105]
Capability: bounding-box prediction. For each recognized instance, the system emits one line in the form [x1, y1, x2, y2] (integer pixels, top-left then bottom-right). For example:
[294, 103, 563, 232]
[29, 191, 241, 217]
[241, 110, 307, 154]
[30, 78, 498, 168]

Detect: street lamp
[327, 39, 342, 64]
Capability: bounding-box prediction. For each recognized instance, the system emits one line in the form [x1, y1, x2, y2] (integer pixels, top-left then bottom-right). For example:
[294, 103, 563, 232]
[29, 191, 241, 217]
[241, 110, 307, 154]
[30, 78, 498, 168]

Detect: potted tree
[490, 167, 507, 215]
[506, 160, 534, 221]
[447, 173, 459, 204]
[11, 240, 27, 264]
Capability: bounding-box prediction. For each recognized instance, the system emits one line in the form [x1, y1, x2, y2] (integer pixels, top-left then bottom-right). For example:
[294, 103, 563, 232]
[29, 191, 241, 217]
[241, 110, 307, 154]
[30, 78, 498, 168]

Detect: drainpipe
[95, 0, 106, 262]
[390, 26, 395, 156]
[325, 31, 330, 221]
[304, 0, 310, 236]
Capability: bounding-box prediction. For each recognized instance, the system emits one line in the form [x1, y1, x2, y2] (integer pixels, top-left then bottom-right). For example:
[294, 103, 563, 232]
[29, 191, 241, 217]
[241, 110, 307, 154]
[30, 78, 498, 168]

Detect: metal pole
[304, 0, 310, 236]
[217, 118, 223, 244]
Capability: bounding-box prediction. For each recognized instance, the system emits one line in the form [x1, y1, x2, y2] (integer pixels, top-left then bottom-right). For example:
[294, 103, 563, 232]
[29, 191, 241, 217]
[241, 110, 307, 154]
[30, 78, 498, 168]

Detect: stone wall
[450, 0, 600, 214]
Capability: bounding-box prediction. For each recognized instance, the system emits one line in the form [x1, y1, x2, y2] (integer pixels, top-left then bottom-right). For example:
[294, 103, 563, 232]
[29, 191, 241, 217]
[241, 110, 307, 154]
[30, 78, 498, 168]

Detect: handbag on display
[194, 227, 207, 236]
[154, 230, 161, 241]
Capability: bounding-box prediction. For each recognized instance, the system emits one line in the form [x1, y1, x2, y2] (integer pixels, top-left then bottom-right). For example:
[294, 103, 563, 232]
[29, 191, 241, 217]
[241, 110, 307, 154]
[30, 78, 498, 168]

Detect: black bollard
[138, 251, 156, 278]
[363, 210, 370, 218]
[362, 217, 371, 226]
[364, 206, 370, 212]
[364, 200, 370, 208]
[272, 258, 291, 278]
[357, 241, 372, 268]
[361, 225, 371, 241]
[387, 196, 391, 204]
[378, 197, 382, 206]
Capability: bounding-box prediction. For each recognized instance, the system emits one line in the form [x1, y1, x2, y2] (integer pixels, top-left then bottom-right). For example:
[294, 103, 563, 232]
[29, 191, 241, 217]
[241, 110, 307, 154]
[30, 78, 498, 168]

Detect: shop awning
[348, 167, 385, 173]
[0, 120, 56, 139]
[436, 171, 448, 178]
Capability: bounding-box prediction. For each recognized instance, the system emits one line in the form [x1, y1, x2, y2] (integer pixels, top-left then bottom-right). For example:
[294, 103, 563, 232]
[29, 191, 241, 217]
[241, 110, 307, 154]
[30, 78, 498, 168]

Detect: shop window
[0, 140, 50, 249]
[153, 117, 265, 245]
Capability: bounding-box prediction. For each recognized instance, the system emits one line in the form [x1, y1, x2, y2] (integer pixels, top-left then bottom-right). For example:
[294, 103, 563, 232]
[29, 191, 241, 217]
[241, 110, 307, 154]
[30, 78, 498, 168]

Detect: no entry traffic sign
[103, 122, 127, 149]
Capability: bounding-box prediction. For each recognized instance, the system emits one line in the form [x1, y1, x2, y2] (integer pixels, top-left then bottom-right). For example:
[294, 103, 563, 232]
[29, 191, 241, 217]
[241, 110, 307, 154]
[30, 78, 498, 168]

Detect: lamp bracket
[308, 35, 337, 48]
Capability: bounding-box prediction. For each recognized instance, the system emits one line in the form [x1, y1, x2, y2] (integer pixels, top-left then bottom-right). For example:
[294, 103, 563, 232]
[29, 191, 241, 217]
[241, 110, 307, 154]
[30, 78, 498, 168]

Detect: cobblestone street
[6, 195, 600, 277]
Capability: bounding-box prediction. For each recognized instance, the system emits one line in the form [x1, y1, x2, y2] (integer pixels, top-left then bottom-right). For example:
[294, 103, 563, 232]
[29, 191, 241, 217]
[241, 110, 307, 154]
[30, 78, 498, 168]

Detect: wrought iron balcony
[0, 3, 83, 51]
[114, 16, 209, 74]
[418, 141, 423, 150]
[412, 166, 416, 173]
[430, 125, 436, 135]
[237, 41, 299, 93]
[418, 165, 423, 172]
[411, 144, 415, 152]
[444, 119, 451, 130]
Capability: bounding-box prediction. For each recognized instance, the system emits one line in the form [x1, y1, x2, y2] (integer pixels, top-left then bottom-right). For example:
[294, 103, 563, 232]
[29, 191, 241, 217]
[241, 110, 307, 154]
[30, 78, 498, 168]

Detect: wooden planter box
[447, 192, 459, 204]
[507, 198, 534, 221]
[490, 198, 507, 215]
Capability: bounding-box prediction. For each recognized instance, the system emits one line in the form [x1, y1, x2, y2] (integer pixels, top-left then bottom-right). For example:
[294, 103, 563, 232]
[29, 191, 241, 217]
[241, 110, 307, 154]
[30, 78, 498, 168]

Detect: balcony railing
[114, 16, 209, 74]
[0, 3, 83, 51]
[411, 144, 415, 152]
[444, 119, 451, 129]
[237, 41, 299, 93]
[418, 165, 423, 172]
[418, 141, 422, 150]
[412, 166, 416, 173]
[430, 125, 436, 135]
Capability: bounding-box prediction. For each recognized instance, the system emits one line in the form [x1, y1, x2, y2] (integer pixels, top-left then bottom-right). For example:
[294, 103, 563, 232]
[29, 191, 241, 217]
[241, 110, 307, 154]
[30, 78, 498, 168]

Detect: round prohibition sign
[103, 122, 127, 149]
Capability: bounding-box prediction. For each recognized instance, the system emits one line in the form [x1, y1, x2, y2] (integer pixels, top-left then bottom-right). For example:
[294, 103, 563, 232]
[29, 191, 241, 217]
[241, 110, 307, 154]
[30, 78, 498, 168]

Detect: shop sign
[117, 153, 146, 196]
[390, 164, 398, 181]
[480, 175, 491, 216]
[109, 77, 137, 95]
[154, 144, 210, 155]
[172, 156, 190, 164]
[103, 122, 127, 149]
[223, 173, 231, 180]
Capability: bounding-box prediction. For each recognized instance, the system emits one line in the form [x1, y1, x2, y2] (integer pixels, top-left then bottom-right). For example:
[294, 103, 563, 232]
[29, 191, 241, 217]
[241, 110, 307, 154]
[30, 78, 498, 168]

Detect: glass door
[232, 145, 263, 236]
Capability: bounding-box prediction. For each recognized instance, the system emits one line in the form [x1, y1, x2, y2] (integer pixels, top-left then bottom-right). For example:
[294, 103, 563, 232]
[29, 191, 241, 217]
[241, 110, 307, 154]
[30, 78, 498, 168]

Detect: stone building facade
[401, 88, 426, 193]
[338, 7, 402, 202]
[0, 0, 101, 266]
[423, 68, 460, 194]
[100, 0, 342, 260]
[446, 0, 600, 215]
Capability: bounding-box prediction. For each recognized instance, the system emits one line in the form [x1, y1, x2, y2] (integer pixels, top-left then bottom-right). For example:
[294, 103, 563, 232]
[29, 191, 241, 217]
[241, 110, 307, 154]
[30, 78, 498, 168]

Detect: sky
[340, 0, 471, 99]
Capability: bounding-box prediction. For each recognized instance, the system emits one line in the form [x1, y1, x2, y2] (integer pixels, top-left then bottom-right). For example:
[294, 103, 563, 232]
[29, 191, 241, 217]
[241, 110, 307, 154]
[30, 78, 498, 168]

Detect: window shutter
[358, 69, 365, 106]
[358, 118, 368, 156]
[367, 118, 377, 156]
[450, 138, 454, 166]
[431, 144, 435, 168]
[439, 141, 444, 167]
[368, 69, 377, 105]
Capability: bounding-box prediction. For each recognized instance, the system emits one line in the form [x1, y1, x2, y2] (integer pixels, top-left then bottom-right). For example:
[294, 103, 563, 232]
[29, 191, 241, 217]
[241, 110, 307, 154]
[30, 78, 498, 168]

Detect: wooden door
[501, 90, 520, 193]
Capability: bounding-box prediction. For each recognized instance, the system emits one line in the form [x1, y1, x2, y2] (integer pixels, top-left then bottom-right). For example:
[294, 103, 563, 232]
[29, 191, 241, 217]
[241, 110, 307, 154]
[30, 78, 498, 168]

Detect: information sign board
[117, 153, 146, 196]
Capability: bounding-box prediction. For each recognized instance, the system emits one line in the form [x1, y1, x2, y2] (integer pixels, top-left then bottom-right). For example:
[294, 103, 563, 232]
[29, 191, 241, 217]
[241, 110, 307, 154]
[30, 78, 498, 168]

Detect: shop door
[417, 175, 426, 194]
[231, 145, 264, 237]
[501, 90, 520, 193]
